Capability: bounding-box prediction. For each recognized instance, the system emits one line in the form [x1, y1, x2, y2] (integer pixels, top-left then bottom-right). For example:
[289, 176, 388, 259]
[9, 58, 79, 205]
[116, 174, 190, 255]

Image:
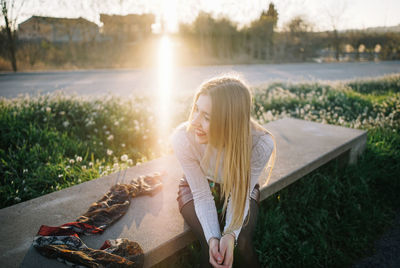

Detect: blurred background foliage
[1, 3, 400, 71]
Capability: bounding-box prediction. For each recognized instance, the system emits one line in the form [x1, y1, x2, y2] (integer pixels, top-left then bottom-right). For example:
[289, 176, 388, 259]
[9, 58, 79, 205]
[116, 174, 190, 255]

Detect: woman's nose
[192, 113, 201, 126]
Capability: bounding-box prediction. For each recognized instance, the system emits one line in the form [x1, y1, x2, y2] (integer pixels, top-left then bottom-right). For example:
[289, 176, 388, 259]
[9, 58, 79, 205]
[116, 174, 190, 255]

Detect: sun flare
[156, 35, 174, 143]
[162, 0, 178, 33]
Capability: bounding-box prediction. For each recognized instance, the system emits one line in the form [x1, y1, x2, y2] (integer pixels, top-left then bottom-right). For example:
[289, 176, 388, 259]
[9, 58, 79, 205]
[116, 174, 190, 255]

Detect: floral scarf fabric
[33, 173, 163, 268]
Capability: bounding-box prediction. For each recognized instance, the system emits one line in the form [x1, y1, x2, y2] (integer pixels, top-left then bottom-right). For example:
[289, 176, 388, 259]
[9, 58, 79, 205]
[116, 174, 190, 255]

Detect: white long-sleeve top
[170, 121, 274, 244]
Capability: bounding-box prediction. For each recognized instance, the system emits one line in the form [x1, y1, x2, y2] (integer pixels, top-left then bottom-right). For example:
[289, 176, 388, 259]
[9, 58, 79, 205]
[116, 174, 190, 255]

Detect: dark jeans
[177, 177, 261, 268]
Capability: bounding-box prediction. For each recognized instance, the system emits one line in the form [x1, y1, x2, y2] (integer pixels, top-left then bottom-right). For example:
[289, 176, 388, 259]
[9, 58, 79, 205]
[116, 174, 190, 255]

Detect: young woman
[171, 76, 276, 268]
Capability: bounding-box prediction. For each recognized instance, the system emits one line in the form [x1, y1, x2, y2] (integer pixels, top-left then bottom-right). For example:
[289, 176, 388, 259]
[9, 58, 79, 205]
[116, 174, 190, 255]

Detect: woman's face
[191, 94, 212, 144]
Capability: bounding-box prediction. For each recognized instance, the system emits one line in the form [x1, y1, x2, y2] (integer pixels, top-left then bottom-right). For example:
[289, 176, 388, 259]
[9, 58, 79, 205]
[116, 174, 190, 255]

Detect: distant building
[18, 16, 99, 43]
[100, 13, 155, 42]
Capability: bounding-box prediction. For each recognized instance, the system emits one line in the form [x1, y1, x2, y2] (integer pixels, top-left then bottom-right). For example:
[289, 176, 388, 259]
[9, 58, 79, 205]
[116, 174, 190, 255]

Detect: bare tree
[1, 0, 24, 71]
[283, 15, 314, 61]
[213, 16, 237, 58]
[324, 0, 347, 61]
[248, 2, 278, 60]
[193, 12, 214, 56]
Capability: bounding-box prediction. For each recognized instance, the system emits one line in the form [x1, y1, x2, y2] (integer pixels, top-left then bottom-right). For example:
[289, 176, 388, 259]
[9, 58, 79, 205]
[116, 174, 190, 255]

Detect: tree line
[1, 2, 400, 72]
[178, 4, 400, 64]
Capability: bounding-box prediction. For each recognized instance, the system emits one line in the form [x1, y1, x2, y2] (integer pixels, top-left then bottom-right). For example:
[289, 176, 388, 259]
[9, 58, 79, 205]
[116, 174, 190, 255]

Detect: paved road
[1, 61, 400, 98]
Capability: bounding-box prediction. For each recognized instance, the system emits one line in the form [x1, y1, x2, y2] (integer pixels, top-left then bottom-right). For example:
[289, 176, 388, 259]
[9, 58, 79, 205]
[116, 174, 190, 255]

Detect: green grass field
[1, 74, 399, 267]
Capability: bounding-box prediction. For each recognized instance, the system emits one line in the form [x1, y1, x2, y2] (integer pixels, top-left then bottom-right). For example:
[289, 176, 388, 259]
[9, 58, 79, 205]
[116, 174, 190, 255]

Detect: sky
[5, 0, 400, 32]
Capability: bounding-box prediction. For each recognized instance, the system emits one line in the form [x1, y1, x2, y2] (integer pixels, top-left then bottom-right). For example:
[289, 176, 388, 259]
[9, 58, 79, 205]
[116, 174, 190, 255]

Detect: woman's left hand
[219, 234, 235, 267]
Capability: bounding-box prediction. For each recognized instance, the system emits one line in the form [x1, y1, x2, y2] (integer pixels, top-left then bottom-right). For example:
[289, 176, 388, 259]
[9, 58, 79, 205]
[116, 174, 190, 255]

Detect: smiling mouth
[195, 129, 206, 137]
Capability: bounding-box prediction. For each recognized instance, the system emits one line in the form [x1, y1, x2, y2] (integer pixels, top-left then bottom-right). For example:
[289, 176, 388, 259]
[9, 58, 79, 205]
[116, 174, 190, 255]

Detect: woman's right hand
[209, 237, 229, 268]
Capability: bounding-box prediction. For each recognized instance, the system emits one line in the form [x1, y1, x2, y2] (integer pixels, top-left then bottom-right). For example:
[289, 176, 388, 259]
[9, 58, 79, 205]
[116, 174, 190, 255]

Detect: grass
[0, 93, 187, 208]
[1, 73, 399, 267]
[253, 131, 399, 267]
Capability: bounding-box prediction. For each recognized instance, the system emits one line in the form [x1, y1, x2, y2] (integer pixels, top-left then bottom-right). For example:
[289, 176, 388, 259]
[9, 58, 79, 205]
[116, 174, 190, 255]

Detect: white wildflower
[113, 163, 119, 169]
[82, 165, 87, 170]
[89, 162, 94, 167]
[264, 111, 274, 121]
[69, 159, 75, 164]
[99, 141, 103, 146]
[103, 125, 107, 130]
[63, 121, 70, 128]
[65, 165, 70, 170]
[46, 107, 51, 113]
[121, 143, 125, 148]
[107, 149, 113, 156]
[121, 154, 128, 162]
[59, 111, 65, 116]
[114, 121, 119, 126]
[76, 156, 82, 162]
[23, 169, 28, 173]
[107, 135, 114, 141]
[127, 159, 133, 165]
[58, 174, 63, 178]
[105, 130, 110, 135]
[14, 197, 21, 202]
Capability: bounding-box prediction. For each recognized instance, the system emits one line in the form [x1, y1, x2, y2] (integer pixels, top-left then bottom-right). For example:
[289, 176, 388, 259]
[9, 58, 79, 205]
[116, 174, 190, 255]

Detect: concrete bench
[0, 118, 367, 268]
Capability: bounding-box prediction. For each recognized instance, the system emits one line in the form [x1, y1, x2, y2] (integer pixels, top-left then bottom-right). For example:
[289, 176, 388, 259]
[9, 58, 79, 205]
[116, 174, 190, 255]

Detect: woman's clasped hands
[209, 234, 235, 268]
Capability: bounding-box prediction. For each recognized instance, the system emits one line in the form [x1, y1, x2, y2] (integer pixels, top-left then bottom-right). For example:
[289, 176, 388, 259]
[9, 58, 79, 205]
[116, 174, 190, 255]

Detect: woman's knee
[179, 200, 195, 221]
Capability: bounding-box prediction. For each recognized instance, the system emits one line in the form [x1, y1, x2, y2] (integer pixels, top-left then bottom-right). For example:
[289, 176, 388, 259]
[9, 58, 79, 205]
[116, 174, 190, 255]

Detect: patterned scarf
[33, 173, 163, 268]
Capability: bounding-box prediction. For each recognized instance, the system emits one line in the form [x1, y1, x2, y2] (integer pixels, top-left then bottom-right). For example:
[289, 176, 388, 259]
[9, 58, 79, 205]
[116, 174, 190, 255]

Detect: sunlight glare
[156, 35, 173, 146]
[162, 0, 178, 33]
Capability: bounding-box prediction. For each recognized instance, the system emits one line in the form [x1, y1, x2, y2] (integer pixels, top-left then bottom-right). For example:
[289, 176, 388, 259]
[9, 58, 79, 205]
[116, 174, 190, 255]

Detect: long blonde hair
[186, 76, 276, 233]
